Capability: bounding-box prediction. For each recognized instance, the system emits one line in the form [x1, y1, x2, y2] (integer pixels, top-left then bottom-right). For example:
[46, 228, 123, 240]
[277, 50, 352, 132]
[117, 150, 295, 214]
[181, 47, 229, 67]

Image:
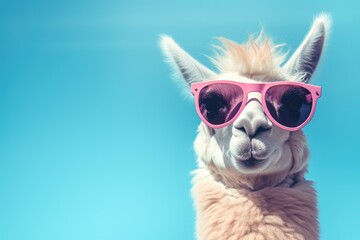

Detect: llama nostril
[234, 122, 271, 138]
[233, 126, 246, 135]
[252, 126, 270, 137]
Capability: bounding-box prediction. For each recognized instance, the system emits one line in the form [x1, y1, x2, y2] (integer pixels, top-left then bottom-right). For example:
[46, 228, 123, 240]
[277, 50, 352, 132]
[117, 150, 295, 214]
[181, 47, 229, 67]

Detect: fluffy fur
[210, 36, 300, 82]
[161, 13, 331, 240]
[192, 168, 317, 240]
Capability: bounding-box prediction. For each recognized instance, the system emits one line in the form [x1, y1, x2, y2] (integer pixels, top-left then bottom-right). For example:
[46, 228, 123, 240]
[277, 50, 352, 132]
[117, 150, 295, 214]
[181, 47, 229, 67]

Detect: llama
[161, 14, 330, 240]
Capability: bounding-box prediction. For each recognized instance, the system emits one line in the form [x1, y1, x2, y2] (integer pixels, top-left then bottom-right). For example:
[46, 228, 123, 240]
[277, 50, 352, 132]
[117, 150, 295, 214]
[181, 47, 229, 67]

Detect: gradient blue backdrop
[0, 1, 358, 239]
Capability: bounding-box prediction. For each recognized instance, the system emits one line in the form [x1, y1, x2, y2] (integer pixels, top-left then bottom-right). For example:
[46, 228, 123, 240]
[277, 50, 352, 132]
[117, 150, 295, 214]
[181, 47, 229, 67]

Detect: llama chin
[161, 13, 330, 240]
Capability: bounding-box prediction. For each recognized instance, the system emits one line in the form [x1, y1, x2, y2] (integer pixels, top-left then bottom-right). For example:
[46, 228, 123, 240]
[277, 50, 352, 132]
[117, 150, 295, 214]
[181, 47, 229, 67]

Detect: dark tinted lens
[198, 83, 244, 125]
[265, 85, 313, 128]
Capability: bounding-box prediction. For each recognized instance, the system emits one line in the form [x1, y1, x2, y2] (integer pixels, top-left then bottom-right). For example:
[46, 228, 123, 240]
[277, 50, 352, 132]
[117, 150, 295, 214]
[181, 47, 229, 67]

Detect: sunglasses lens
[265, 85, 313, 128]
[198, 83, 244, 125]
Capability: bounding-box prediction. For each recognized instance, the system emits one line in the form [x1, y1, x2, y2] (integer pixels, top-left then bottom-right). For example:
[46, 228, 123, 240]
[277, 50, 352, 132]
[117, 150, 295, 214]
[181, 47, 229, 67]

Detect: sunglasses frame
[191, 80, 322, 131]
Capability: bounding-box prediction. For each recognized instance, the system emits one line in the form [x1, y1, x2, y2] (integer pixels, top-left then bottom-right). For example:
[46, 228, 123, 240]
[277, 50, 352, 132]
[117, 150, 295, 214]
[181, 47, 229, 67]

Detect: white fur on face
[194, 74, 295, 176]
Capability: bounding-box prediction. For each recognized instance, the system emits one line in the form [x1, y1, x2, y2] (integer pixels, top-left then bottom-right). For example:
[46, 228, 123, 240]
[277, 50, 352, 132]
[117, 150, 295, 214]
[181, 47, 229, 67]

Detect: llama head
[161, 14, 331, 189]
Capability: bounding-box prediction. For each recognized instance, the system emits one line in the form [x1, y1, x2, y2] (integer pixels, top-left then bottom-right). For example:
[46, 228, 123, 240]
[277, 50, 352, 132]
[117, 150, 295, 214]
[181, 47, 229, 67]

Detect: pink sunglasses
[191, 80, 322, 131]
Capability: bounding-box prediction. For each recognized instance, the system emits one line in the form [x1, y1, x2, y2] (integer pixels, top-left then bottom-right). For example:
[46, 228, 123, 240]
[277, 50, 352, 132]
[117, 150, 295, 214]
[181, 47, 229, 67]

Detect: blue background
[0, 1, 358, 239]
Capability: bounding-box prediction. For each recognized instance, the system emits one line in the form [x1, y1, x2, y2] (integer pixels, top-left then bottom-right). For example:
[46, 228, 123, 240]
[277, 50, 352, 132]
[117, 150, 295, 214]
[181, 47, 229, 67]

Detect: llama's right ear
[283, 14, 331, 82]
[160, 35, 216, 88]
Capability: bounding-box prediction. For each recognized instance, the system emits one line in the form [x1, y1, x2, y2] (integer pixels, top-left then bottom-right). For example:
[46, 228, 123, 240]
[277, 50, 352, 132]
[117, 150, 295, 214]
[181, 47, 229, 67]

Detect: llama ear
[160, 35, 216, 87]
[283, 14, 331, 82]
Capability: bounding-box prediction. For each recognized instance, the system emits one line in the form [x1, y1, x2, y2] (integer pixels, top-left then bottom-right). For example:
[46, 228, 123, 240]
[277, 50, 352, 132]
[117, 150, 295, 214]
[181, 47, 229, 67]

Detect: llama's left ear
[160, 35, 216, 88]
[283, 14, 331, 82]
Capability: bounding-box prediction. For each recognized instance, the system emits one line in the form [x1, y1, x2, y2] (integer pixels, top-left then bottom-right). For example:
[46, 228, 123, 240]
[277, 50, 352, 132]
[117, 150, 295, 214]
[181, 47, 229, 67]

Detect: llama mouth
[237, 157, 265, 168]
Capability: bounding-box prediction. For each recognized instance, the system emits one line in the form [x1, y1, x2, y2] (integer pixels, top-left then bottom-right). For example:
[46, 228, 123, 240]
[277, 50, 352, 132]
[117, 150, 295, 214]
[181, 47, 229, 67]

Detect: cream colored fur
[160, 13, 331, 240]
[192, 168, 317, 240]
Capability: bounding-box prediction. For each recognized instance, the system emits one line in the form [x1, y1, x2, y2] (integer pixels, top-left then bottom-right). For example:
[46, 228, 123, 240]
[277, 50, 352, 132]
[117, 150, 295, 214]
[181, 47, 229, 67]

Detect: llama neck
[191, 167, 318, 240]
